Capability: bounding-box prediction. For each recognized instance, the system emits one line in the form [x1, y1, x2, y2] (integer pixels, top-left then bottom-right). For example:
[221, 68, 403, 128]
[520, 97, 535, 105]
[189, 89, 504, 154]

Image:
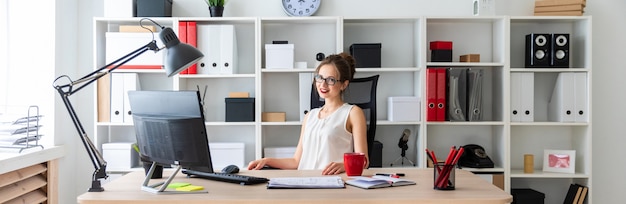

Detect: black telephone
[458, 144, 494, 168]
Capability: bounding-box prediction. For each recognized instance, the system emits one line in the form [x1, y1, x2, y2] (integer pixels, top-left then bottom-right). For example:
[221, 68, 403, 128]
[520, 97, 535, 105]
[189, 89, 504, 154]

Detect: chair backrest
[310, 75, 379, 160]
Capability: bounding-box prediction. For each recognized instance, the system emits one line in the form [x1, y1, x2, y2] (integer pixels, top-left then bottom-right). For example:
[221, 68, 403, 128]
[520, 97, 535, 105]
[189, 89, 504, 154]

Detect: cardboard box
[460, 54, 480, 62]
[388, 96, 421, 121]
[350, 43, 382, 68]
[264, 146, 296, 158]
[265, 44, 294, 69]
[228, 92, 250, 98]
[210, 143, 245, 170]
[262, 112, 286, 122]
[102, 142, 139, 171]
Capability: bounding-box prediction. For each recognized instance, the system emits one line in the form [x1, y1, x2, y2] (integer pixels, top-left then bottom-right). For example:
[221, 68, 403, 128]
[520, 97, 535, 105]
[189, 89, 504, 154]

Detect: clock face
[282, 0, 321, 17]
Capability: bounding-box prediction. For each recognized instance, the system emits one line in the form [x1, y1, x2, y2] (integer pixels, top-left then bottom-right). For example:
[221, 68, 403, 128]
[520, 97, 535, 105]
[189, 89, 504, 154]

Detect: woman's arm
[247, 111, 309, 170]
[348, 105, 369, 168]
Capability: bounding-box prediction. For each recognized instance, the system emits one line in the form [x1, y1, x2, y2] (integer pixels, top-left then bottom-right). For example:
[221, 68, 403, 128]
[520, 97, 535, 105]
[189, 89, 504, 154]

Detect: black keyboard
[182, 169, 269, 185]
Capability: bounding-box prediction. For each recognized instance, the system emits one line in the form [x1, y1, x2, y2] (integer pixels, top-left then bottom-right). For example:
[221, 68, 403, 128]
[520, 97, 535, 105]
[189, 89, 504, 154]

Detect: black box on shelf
[430, 41, 453, 62]
[225, 98, 255, 122]
[135, 0, 173, 17]
[349, 43, 382, 68]
[511, 188, 545, 204]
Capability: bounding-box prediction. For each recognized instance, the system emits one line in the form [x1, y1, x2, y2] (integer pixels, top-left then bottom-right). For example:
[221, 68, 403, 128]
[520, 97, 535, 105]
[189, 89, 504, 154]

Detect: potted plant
[132, 143, 163, 179]
[204, 0, 227, 17]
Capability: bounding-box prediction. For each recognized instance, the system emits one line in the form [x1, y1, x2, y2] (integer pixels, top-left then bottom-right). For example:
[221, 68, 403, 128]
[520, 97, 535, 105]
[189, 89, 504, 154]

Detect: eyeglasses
[314, 74, 340, 86]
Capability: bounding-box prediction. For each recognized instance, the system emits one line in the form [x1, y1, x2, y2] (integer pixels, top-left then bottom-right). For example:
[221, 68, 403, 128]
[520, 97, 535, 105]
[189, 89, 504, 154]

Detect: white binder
[574, 72, 588, 122]
[110, 73, 125, 123]
[197, 25, 237, 75]
[219, 25, 237, 74]
[520, 73, 534, 122]
[510, 73, 521, 122]
[197, 25, 222, 75]
[548, 72, 576, 122]
[299, 73, 313, 121]
[122, 73, 140, 124]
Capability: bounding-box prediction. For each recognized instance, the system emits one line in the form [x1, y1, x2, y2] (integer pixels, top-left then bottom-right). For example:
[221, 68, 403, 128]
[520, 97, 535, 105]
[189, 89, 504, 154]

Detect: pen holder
[433, 162, 455, 190]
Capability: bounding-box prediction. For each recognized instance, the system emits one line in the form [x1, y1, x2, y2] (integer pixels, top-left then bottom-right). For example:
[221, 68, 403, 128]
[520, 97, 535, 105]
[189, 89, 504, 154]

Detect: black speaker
[551, 33, 569, 68]
[525, 33, 551, 68]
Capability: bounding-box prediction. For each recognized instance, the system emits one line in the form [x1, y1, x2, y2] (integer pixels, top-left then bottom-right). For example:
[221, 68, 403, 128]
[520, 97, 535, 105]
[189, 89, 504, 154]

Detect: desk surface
[78, 168, 512, 204]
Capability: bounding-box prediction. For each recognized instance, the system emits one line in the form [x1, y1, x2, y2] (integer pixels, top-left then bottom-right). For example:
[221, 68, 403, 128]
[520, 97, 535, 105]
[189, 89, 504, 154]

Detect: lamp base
[88, 180, 104, 192]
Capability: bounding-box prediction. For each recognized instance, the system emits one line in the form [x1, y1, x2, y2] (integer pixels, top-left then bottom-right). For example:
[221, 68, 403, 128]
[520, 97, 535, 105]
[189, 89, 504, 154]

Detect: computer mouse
[222, 164, 240, 174]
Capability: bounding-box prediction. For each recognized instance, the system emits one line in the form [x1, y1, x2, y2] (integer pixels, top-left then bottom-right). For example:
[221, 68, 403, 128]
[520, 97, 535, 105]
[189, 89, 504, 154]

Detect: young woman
[247, 53, 369, 175]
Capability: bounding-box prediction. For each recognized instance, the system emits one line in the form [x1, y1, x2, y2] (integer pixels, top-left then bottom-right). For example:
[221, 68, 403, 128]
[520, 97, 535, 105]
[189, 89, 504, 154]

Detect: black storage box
[135, 0, 173, 17]
[431, 49, 453, 62]
[370, 141, 383, 167]
[225, 98, 255, 122]
[349, 43, 382, 68]
[511, 188, 545, 204]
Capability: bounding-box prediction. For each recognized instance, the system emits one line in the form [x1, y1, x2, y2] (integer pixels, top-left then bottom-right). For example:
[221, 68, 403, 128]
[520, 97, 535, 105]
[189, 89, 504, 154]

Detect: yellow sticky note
[167, 182, 191, 189]
[176, 185, 204, 191]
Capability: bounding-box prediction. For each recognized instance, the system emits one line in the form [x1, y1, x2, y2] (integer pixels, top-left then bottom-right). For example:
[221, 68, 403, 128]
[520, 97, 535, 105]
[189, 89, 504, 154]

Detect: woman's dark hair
[315, 52, 356, 82]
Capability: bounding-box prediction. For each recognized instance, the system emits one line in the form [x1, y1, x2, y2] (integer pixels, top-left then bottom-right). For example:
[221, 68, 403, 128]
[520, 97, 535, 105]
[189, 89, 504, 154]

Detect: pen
[375, 173, 404, 178]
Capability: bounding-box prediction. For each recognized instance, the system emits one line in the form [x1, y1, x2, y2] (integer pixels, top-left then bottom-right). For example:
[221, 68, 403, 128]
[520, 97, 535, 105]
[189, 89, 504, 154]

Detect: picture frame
[542, 149, 576, 173]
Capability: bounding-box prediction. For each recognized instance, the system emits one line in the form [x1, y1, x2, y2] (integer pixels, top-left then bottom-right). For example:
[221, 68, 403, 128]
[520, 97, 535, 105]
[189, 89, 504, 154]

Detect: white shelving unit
[92, 16, 592, 203]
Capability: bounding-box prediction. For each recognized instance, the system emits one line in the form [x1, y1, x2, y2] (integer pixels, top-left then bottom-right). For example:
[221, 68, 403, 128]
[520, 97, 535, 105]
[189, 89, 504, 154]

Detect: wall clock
[282, 0, 321, 17]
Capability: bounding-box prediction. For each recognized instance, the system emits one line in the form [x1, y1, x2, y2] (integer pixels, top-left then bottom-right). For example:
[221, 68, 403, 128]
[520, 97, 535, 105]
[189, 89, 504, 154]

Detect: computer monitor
[127, 90, 213, 194]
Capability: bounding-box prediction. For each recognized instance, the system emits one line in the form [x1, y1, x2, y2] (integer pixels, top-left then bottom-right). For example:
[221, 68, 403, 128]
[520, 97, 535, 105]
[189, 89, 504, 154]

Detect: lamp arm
[53, 40, 159, 192]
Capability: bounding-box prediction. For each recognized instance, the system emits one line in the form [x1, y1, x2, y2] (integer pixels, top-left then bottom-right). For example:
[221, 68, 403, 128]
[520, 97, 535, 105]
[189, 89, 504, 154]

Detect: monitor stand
[141, 162, 208, 194]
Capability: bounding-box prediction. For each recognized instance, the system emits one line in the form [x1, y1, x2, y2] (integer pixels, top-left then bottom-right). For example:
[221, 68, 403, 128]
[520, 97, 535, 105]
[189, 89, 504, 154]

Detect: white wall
[55, 0, 624, 203]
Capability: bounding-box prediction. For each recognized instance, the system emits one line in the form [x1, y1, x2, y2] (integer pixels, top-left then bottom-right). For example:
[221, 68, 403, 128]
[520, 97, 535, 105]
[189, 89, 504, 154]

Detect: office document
[267, 176, 345, 189]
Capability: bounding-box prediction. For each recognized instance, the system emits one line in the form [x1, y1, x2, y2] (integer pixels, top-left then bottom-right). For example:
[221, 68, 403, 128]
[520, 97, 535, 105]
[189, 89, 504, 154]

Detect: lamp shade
[159, 27, 204, 77]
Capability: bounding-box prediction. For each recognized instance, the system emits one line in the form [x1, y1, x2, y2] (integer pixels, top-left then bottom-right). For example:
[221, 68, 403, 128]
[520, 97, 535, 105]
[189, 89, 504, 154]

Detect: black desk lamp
[52, 18, 203, 192]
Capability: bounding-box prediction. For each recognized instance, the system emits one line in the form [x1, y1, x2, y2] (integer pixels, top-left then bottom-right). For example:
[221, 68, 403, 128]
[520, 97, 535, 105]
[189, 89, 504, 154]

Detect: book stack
[563, 183, 589, 204]
[534, 0, 586, 16]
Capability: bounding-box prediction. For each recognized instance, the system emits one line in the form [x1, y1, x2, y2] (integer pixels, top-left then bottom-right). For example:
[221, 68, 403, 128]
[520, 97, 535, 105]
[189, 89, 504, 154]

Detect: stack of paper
[346, 176, 416, 189]
[534, 0, 586, 16]
[267, 176, 345, 189]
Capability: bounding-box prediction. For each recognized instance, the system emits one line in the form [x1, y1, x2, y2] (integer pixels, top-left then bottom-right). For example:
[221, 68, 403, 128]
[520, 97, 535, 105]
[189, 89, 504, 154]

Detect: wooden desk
[78, 168, 512, 204]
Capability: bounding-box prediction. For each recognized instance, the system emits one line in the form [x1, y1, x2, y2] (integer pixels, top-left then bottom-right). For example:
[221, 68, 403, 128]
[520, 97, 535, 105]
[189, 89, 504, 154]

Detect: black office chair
[310, 75, 381, 167]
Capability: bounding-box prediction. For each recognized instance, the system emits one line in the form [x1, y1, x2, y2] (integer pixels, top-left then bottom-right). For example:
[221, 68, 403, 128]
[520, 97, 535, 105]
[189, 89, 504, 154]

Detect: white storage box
[264, 146, 297, 158]
[106, 32, 164, 69]
[102, 142, 139, 171]
[265, 44, 294, 69]
[388, 96, 421, 121]
[209, 143, 245, 170]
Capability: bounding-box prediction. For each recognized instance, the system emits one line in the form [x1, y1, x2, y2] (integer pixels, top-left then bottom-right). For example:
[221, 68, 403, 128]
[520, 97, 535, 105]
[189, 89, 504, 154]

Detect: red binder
[178, 21, 188, 74]
[435, 68, 447, 121]
[426, 68, 437, 121]
[186, 21, 198, 74]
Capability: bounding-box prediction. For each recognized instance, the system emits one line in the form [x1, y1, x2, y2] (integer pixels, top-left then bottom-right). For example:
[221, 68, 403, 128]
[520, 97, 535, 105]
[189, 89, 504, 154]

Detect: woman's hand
[322, 162, 345, 175]
[247, 158, 268, 170]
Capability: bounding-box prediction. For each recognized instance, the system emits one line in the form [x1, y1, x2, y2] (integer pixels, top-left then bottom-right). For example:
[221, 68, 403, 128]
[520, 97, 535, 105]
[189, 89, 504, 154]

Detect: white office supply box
[102, 142, 139, 171]
[264, 146, 297, 158]
[388, 96, 421, 121]
[209, 142, 245, 170]
[105, 32, 164, 69]
[265, 44, 294, 69]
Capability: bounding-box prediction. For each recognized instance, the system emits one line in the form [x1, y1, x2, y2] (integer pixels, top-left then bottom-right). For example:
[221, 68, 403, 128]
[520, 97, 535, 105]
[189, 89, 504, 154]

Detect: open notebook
[346, 176, 416, 189]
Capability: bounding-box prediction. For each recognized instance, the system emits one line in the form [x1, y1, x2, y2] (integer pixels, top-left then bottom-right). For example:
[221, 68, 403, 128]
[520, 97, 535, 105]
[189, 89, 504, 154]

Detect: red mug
[344, 152, 366, 176]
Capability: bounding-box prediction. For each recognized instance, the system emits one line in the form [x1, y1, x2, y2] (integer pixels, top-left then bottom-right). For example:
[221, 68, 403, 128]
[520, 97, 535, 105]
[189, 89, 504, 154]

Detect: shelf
[510, 169, 590, 179]
[93, 16, 592, 203]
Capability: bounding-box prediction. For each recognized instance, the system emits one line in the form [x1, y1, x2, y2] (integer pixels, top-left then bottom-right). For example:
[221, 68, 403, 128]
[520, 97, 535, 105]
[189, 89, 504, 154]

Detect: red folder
[186, 21, 198, 74]
[436, 68, 447, 121]
[178, 21, 188, 74]
[426, 68, 437, 121]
